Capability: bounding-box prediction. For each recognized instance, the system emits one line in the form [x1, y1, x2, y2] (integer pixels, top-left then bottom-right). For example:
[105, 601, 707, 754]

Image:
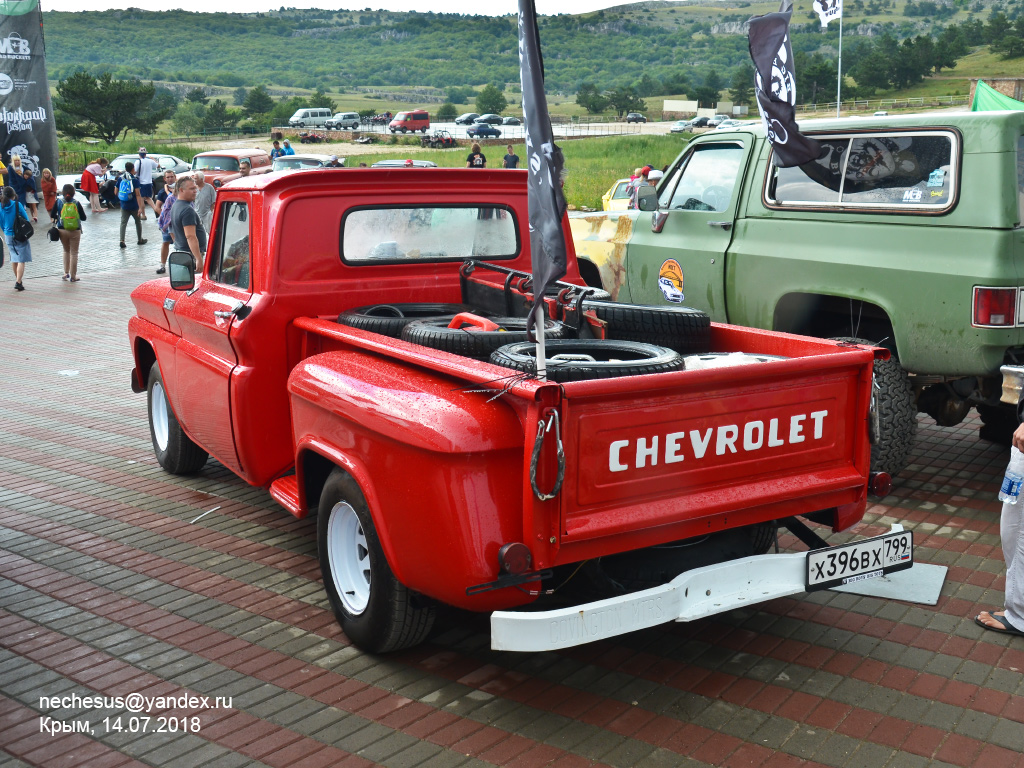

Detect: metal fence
[798, 95, 970, 115]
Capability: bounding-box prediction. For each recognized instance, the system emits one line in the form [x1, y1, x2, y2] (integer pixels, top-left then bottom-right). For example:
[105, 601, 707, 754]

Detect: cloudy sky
[40, 1, 631, 15]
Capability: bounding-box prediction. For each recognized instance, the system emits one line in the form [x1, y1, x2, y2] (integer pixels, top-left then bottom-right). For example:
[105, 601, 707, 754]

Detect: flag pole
[535, 304, 547, 380]
[835, 12, 843, 118]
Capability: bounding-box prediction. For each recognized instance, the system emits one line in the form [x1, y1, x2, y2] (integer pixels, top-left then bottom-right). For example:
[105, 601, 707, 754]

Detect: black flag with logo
[748, 1, 823, 168]
[0, 1, 58, 185]
[518, 0, 567, 328]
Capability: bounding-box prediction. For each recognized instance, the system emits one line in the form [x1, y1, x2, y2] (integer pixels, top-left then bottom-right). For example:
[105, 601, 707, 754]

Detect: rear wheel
[147, 361, 208, 474]
[318, 469, 435, 653]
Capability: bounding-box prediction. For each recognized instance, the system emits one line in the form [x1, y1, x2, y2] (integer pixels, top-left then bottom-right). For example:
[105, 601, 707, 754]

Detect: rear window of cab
[764, 130, 959, 213]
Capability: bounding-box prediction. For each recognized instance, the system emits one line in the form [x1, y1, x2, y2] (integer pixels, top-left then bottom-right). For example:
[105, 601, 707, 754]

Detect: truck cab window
[663, 144, 744, 213]
[208, 202, 251, 290]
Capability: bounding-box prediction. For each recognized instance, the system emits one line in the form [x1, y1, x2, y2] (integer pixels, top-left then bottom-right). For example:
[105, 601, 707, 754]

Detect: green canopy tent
[971, 80, 1024, 111]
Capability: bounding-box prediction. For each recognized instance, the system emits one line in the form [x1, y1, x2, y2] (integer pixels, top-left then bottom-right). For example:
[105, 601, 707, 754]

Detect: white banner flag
[812, 0, 842, 27]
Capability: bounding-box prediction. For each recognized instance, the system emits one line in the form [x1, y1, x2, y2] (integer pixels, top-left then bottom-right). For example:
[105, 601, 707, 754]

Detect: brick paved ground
[1, 212, 1023, 767]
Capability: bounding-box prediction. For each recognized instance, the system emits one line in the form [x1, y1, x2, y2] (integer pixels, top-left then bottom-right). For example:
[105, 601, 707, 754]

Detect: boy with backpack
[50, 184, 88, 282]
[117, 161, 147, 249]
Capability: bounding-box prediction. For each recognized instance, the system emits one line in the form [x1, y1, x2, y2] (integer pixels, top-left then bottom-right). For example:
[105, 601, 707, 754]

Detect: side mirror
[213, 178, 223, 188]
[637, 185, 659, 212]
[168, 250, 196, 291]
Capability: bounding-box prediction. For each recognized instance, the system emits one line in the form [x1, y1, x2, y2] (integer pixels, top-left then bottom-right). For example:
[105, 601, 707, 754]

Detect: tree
[53, 71, 172, 143]
[172, 101, 207, 137]
[437, 102, 457, 121]
[576, 82, 608, 114]
[446, 85, 474, 104]
[204, 100, 240, 131]
[605, 86, 646, 116]
[691, 71, 723, 109]
[232, 86, 248, 106]
[728, 66, 754, 106]
[243, 85, 274, 117]
[309, 87, 336, 111]
[184, 87, 209, 105]
[476, 84, 508, 115]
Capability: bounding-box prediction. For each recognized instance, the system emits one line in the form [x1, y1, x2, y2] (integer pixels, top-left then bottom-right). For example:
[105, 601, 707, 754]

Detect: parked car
[474, 114, 503, 125]
[272, 154, 341, 172]
[75, 153, 190, 198]
[389, 109, 430, 134]
[689, 116, 711, 128]
[502, 116, 521, 125]
[670, 120, 692, 134]
[370, 159, 438, 168]
[325, 111, 360, 130]
[289, 108, 333, 128]
[601, 178, 632, 211]
[454, 113, 480, 125]
[715, 119, 744, 130]
[189, 148, 273, 186]
[626, 112, 647, 123]
[467, 123, 501, 139]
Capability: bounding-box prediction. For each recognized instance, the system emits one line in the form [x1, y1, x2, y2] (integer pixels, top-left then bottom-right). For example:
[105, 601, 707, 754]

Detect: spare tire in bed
[581, 300, 710, 354]
[402, 316, 568, 359]
[338, 303, 481, 338]
[489, 339, 683, 382]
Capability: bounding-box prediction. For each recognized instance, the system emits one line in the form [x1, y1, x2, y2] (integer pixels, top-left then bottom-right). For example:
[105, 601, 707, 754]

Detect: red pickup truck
[128, 168, 907, 653]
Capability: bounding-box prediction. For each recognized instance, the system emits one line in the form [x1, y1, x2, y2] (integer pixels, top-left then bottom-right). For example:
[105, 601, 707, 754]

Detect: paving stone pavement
[1, 254, 1023, 767]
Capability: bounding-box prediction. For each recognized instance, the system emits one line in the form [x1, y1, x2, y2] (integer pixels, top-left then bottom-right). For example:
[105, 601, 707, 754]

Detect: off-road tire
[338, 303, 481, 338]
[318, 469, 435, 653]
[490, 339, 683, 382]
[833, 337, 916, 475]
[147, 361, 209, 475]
[402, 316, 568, 359]
[581, 300, 711, 354]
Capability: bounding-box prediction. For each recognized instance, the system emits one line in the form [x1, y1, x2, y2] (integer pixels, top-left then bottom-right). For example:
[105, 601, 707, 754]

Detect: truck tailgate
[556, 325, 875, 547]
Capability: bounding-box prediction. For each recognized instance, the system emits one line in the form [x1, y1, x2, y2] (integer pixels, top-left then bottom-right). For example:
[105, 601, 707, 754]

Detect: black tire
[402, 316, 568, 359]
[338, 303, 481, 338]
[318, 469, 435, 653]
[833, 337, 917, 476]
[147, 361, 208, 474]
[600, 522, 776, 592]
[581, 300, 711, 354]
[490, 339, 683, 382]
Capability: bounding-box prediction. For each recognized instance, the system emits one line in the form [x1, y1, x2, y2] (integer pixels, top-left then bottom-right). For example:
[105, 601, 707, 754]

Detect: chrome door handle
[708, 221, 732, 230]
[214, 300, 246, 320]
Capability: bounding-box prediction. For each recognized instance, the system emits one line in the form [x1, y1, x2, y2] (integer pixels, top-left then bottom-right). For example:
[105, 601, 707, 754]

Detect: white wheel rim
[327, 502, 371, 615]
[151, 381, 169, 451]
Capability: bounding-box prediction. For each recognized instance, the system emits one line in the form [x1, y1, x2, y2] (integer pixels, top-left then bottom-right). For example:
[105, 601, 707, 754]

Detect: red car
[128, 168, 901, 653]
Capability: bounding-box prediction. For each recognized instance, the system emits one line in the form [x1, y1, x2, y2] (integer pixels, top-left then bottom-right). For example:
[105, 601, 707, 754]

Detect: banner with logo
[0, 1, 58, 185]
[812, 0, 842, 28]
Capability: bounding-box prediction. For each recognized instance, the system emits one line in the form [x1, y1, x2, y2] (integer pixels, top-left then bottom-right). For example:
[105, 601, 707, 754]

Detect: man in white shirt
[135, 147, 160, 220]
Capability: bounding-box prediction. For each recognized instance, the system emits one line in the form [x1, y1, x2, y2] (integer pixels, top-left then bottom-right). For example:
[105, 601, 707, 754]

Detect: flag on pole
[518, 0, 568, 336]
[812, 0, 842, 28]
[748, 1, 824, 168]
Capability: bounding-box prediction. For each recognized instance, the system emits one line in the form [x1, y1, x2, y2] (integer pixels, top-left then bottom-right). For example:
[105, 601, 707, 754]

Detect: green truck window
[663, 143, 744, 213]
[773, 139, 848, 204]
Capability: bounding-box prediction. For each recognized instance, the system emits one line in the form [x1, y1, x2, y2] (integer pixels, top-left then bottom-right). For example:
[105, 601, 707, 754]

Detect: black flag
[0, 1, 58, 187]
[748, 1, 823, 168]
[518, 0, 567, 326]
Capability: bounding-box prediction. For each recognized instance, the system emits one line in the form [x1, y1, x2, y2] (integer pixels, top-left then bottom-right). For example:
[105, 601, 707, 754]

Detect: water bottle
[998, 446, 1024, 503]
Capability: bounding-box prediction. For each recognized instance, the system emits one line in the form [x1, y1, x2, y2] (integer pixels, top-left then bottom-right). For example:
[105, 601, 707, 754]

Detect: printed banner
[518, 0, 568, 323]
[812, 0, 843, 28]
[0, 0, 58, 184]
[748, 4, 824, 168]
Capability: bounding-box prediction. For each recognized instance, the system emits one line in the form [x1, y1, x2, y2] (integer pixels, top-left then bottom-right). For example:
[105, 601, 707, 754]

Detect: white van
[326, 112, 360, 130]
[289, 108, 332, 128]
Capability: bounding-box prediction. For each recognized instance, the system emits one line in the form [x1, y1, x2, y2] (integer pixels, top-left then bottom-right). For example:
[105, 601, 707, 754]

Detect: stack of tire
[337, 300, 711, 383]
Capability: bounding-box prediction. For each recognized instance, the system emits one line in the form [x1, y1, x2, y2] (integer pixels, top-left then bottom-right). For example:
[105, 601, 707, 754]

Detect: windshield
[193, 156, 240, 172]
[273, 158, 324, 170]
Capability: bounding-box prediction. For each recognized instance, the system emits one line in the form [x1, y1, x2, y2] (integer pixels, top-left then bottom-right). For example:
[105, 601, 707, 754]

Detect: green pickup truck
[571, 111, 1024, 475]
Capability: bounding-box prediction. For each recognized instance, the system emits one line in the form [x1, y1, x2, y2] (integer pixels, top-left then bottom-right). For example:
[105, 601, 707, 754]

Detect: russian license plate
[806, 530, 913, 591]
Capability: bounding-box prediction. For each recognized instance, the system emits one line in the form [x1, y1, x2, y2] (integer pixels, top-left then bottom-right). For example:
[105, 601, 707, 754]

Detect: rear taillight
[973, 286, 1017, 327]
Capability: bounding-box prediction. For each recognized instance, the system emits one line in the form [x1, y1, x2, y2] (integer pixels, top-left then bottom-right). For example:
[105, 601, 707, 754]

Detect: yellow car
[601, 178, 632, 211]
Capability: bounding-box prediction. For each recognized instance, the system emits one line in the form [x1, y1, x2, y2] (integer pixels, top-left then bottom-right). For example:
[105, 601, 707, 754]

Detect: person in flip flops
[976, 422, 1024, 637]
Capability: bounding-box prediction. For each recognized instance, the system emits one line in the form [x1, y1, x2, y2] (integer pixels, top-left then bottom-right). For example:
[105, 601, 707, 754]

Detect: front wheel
[147, 361, 208, 474]
[832, 337, 916, 476]
[318, 469, 435, 653]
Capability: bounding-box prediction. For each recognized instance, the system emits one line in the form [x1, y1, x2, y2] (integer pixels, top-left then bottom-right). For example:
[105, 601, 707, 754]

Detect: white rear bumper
[491, 551, 808, 652]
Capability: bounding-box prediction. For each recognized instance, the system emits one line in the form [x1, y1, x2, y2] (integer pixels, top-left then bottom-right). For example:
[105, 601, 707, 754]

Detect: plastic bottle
[998, 446, 1024, 504]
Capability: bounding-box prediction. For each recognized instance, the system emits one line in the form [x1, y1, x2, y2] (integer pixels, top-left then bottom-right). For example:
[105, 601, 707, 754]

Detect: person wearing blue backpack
[0, 186, 32, 291]
[117, 161, 146, 249]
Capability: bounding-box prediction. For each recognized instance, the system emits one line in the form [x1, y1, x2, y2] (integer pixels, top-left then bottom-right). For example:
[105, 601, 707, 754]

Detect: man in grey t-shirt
[193, 171, 215, 234]
[171, 177, 207, 271]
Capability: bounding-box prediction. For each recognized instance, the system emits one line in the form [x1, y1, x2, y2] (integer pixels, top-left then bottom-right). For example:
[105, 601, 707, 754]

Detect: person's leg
[68, 230, 81, 281]
[120, 208, 129, 245]
[60, 230, 71, 278]
[13, 261, 24, 285]
[133, 210, 144, 243]
[1004, 498, 1024, 630]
